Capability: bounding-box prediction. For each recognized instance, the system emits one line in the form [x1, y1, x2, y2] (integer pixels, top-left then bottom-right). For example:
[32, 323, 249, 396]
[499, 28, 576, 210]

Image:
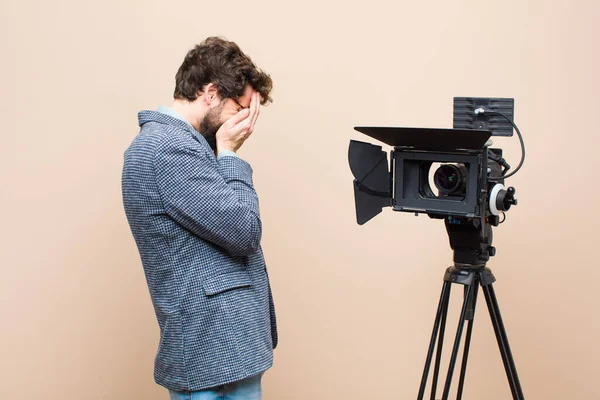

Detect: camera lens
[434, 164, 467, 195]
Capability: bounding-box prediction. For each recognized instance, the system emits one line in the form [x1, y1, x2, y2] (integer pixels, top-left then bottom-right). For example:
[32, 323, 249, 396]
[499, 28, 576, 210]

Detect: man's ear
[199, 83, 219, 106]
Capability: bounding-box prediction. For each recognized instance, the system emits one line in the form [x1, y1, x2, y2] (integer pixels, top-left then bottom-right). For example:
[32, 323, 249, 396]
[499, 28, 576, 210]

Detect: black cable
[477, 109, 525, 180]
[499, 212, 506, 224]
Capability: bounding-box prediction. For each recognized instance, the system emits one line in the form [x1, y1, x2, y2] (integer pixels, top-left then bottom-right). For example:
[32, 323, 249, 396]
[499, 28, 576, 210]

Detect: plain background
[2, 0, 599, 399]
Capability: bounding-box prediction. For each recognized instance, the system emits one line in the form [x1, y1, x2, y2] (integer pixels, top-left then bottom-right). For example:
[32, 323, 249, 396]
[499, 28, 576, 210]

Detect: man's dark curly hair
[174, 37, 273, 105]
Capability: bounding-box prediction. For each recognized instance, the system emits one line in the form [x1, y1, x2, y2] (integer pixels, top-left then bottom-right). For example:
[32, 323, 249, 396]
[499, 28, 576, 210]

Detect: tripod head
[444, 216, 498, 267]
[433, 175, 518, 266]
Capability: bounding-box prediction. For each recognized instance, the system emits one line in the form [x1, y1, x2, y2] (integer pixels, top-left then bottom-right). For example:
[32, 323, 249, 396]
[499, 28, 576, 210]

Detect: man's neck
[170, 99, 200, 131]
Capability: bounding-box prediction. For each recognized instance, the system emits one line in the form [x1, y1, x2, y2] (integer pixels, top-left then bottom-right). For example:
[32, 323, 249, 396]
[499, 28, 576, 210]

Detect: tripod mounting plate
[444, 266, 496, 286]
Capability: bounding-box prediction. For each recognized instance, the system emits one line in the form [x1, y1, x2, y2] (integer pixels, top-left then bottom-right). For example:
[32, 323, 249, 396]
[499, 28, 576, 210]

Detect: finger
[246, 93, 255, 132]
[250, 93, 261, 131]
[244, 92, 257, 126]
[247, 94, 258, 133]
[233, 118, 253, 136]
[226, 108, 250, 127]
[252, 92, 259, 123]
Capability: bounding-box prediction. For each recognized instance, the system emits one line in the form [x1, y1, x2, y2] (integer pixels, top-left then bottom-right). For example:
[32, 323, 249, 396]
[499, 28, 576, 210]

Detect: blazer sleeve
[154, 138, 262, 256]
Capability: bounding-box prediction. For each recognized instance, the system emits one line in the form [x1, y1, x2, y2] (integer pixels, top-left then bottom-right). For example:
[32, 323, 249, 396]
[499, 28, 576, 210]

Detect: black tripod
[417, 220, 525, 399]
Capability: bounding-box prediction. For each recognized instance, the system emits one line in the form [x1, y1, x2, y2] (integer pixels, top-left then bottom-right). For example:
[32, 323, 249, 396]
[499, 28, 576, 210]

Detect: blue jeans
[168, 374, 263, 400]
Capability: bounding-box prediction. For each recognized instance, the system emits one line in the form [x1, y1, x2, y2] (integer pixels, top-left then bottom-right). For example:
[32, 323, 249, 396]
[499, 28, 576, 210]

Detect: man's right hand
[216, 92, 261, 155]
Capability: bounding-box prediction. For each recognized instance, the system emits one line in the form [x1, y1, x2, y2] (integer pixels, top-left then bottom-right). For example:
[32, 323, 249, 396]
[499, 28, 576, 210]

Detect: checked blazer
[122, 111, 277, 391]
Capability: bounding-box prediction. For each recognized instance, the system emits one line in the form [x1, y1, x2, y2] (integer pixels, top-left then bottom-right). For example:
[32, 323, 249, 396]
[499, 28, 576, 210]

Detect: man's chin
[197, 109, 223, 152]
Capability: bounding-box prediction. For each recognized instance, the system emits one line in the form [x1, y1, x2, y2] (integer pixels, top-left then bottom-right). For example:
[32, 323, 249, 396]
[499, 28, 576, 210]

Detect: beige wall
[2, 0, 599, 398]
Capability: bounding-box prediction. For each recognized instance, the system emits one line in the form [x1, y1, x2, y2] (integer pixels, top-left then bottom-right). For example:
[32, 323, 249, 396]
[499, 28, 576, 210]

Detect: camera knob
[504, 187, 517, 208]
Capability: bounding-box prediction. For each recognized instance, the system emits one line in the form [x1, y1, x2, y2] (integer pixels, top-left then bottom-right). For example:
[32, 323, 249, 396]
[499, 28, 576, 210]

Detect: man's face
[198, 85, 255, 151]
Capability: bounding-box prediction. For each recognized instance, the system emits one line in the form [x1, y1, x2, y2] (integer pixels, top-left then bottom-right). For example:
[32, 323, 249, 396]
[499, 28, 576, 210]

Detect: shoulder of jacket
[138, 123, 205, 154]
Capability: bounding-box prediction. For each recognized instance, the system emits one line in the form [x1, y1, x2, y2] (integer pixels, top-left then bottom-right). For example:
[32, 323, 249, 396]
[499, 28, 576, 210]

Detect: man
[122, 37, 277, 400]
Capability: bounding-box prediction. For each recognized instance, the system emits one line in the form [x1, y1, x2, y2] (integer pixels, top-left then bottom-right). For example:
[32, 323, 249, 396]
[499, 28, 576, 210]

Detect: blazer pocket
[203, 270, 252, 296]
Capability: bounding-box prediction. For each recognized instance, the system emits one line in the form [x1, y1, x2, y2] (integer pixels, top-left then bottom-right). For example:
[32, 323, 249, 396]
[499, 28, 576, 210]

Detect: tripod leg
[418, 281, 452, 400]
[441, 282, 475, 400]
[482, 284, 525, 400]
[456, 279, 480, 400]
[430, 283, 451, 400]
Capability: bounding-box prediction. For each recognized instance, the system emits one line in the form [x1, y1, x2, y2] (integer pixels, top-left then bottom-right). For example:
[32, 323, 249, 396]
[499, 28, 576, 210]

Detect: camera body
[349, 126, 500, 223]
[349, 127, 513, 265]
[349, 97, 516, 229]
